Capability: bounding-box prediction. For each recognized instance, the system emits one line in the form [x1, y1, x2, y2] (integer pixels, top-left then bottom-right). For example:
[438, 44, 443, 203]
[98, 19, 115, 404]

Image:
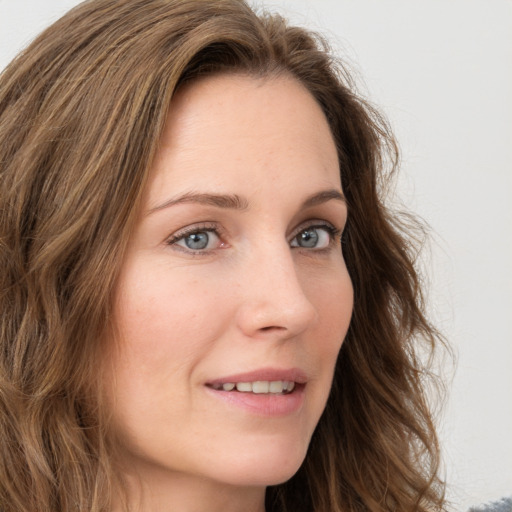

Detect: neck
[112, 464, 266, 512]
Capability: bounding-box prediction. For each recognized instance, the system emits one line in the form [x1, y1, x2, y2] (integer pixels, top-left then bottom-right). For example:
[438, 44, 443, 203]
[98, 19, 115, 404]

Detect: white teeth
[213, 380, 296, 394]
[285, 381, 295, 392]
[269, 381, 284, 393]
[252, 381, 269, 394]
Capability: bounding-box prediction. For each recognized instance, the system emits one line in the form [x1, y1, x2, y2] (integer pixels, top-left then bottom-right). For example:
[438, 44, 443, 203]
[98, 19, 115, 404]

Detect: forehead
[146, 73, 340, 206]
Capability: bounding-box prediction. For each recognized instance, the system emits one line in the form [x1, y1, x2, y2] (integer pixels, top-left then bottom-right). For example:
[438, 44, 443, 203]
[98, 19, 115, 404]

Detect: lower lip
[205, 385, 306, 416]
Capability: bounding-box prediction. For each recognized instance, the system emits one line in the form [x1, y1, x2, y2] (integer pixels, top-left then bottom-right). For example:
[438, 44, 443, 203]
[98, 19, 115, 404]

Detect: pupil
[300, 229, 318, 248]
[185, 232, 209, 250]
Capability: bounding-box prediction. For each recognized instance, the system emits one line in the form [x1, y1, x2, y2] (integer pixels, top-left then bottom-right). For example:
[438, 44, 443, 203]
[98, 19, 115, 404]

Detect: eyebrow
[147, 192, 249, 214]
[147, 188, 345, 215]
[301, 189, 346, 209]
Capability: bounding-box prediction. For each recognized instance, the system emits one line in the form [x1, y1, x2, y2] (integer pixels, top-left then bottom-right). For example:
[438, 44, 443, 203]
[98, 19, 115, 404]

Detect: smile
[208, 381, 296, 394]
[205, 370, 306, 415]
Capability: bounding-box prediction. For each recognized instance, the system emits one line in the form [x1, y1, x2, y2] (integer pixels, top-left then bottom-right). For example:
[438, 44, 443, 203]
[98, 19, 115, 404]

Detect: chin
[215, 464, 304, 489]
[210, 438, 309, 487]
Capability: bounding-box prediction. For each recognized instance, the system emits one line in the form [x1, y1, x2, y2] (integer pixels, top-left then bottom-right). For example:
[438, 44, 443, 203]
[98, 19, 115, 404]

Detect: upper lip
[206, 367, 308, 386]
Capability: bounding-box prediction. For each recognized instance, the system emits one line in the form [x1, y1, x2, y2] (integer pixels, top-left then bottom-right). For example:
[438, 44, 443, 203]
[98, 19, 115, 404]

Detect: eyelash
[165, 221, 342, 255]
[290, 223, 341, 252]
[165, 222, 221, 253]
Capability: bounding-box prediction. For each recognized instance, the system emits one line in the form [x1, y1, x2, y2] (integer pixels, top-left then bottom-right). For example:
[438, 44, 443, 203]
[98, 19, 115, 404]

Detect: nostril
[259, 325, 285, 332]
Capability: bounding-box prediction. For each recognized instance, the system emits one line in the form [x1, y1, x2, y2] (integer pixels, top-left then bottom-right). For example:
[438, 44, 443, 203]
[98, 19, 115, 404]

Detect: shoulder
[468, 497, 512, 512]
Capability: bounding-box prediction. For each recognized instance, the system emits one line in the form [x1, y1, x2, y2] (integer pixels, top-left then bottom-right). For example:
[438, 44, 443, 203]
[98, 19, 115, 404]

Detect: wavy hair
[0, 0, 446, 510]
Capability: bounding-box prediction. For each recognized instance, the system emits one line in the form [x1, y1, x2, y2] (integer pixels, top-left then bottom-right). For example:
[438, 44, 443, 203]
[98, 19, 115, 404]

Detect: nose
[234, 242, 319, 340]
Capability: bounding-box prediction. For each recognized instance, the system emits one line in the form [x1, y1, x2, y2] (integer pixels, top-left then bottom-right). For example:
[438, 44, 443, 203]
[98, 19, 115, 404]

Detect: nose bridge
[235, 236, 318, 338]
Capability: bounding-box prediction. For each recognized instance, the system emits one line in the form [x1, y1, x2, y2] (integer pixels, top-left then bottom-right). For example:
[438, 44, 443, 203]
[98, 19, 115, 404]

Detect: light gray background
[1, 1, 511, 510]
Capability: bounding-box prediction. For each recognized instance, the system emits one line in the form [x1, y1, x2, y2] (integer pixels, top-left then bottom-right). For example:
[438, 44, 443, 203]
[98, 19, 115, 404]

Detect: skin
[109, 73, 354, 512]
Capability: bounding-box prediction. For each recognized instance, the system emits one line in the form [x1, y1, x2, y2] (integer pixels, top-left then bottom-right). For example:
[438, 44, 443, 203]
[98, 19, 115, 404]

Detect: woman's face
[110, 74, 353, 493]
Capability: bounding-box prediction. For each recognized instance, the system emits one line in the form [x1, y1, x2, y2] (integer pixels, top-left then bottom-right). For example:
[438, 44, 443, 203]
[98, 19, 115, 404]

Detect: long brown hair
[0, 1, 446, 510]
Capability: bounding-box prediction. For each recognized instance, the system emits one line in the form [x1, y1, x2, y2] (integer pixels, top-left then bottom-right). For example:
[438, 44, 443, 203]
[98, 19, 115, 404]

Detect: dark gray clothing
[469, 497, 512, 512]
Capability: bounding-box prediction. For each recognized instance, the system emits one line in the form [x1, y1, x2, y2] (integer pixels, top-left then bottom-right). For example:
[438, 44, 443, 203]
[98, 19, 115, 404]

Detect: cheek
[303, 264, 353, 394]
[315, 272, 353, 387]
[307, 262, 353, 341]
[110, 261, 230, 398]
[116, 260, 220, 344]
[107, 263, 232, 446]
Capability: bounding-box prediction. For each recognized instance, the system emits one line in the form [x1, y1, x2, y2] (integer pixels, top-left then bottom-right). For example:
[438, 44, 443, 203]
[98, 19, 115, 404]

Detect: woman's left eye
[290, 225, 337, 250]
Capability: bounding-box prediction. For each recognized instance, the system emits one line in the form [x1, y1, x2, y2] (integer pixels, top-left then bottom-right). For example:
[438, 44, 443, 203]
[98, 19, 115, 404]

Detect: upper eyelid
[165, 222, 222, 245]
[289, 219, 338, 238]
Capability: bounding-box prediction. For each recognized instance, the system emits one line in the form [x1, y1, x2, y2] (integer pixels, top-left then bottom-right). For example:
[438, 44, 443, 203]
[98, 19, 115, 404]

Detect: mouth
[204, 369, 306, 416]
[207, 380, 297, 394]
[204, 367, 307, 408]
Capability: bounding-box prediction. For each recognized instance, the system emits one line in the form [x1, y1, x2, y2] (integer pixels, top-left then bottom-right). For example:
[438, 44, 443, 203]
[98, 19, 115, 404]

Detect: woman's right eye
[168, 227, 223, 253]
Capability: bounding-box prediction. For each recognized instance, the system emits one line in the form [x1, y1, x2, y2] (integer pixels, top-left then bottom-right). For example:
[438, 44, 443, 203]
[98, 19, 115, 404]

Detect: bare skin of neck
[111, 467, 266, 512]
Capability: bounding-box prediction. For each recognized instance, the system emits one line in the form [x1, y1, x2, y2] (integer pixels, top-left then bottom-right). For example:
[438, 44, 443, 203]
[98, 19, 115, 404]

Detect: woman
[0, 0, 446, 511]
